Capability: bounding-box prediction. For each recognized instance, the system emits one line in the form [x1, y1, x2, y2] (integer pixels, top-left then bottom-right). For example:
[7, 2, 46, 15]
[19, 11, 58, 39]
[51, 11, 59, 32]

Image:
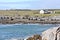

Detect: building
[47, 10, 55, 14]
[40, 10, 45, 14]
[40, 9, 55, 14]
[42, 27, 60, 40]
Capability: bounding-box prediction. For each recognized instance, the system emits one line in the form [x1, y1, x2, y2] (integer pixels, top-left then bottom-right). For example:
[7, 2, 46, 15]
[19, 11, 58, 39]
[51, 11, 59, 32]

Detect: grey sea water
[0, 24, 58, 40]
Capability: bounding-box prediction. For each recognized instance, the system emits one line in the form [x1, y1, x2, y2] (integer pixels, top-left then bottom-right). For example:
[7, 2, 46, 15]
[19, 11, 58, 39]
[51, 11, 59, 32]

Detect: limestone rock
[42, 27, 60, 40]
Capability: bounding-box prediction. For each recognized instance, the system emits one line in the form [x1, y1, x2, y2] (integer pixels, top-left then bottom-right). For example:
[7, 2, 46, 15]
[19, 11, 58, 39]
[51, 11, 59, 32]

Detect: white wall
[40, 10, 44, 14]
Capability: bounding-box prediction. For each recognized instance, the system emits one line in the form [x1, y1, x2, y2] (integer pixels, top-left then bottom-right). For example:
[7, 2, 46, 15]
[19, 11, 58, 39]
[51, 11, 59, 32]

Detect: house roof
[40, 9, 55, 11]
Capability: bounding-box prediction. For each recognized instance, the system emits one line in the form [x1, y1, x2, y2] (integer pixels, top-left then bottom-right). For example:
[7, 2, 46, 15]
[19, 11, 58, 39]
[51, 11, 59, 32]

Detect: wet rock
[33, 35, 42, 40]
[27, 37, 34, 40]
[26, 35, 42, 40]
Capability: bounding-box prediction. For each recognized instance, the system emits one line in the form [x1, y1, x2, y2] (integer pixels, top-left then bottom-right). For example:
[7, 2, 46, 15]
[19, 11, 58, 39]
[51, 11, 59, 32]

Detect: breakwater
[0, 16, 60, 24]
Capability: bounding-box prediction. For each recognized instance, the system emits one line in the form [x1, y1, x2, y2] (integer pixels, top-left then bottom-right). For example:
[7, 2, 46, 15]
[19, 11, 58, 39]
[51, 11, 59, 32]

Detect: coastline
[0, 15, 60, 24]
[24, 26, 60, 40]
[0, 23, 58, 26]
[0, 21, 60, 24]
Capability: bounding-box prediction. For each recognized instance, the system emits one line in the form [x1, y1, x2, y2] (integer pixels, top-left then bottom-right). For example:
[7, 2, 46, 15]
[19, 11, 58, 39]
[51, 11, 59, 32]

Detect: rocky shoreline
[0, 20, 60, 24]
[0, 16, 60, 24]
[25, 27, 60, 40]
[26, 35, 42, 40]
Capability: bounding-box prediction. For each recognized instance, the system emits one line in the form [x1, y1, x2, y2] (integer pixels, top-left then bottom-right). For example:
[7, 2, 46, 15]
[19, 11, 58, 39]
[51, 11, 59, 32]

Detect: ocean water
[0, 24, 58, 40]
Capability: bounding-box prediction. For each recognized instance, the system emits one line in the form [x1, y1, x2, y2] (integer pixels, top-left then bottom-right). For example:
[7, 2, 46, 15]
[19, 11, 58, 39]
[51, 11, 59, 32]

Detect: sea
[0, 24, 59, 40]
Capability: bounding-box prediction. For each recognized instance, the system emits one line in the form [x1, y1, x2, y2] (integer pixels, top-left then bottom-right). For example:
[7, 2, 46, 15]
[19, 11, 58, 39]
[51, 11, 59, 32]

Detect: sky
[0, 0, 60, 9]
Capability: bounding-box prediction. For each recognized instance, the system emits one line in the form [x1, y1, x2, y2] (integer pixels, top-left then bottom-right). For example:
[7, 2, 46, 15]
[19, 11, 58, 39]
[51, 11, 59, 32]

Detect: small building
[47, 10, 55, 14]
[40, 9, 55, 14]
[40, 10, 45, 14]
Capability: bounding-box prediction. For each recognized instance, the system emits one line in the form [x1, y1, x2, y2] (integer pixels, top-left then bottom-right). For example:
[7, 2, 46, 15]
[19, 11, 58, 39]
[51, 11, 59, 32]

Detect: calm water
[0, 24, 58, 40]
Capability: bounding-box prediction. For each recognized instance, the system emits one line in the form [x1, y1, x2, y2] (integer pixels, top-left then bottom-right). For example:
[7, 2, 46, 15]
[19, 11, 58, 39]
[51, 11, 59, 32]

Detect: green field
[0, 10, 60, 17]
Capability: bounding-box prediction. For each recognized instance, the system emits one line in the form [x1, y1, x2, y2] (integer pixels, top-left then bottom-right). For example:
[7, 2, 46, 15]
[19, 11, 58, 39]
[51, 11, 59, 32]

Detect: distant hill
[8, 9, 32, 11]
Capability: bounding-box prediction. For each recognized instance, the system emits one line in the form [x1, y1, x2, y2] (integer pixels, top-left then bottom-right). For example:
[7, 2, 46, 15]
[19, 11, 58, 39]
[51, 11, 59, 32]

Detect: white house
[40, 10, 55, 14]
[40, 10, 45, 14]
[42, 27, 60, 40]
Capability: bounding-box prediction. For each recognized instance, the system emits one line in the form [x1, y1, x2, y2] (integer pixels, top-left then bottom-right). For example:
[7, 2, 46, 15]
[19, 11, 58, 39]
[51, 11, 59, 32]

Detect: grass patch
[0, 10, 60, 17]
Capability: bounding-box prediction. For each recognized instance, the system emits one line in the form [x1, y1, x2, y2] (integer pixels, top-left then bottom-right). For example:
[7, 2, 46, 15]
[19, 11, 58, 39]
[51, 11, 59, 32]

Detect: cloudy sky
[0, 0, 60, 9]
